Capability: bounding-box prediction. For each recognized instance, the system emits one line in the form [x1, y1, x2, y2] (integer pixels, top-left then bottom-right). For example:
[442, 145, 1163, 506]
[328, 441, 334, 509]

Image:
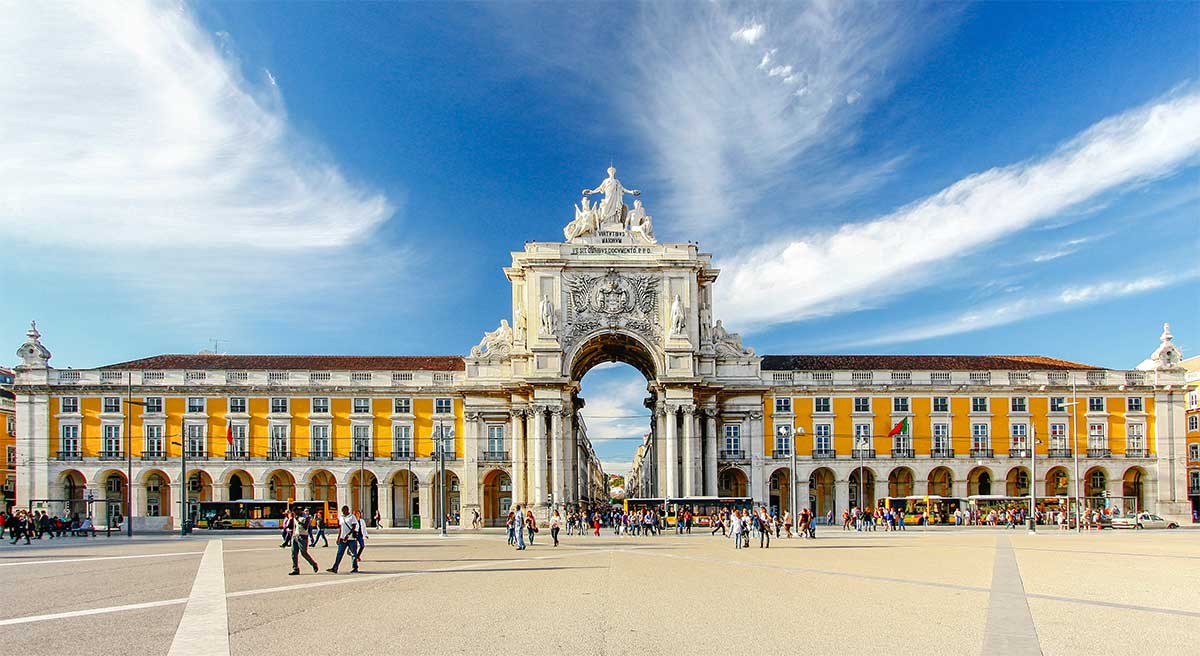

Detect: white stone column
[561, 409, 576, 504]
[1153, 388, 1190, 518]
[88, 484, 107, 526]
[510, 409, 526, 506]
[665, 405, 679, 498]
[530, 406, 547, 505]
[550, 407, 564, 507]
[169, 481, 185, 527]
[681, 405, 697, 497]
[834, 478, 850, 517]
[704, 409, 718, 496]
[15, 393, 51, 507]
[460, 412, 482, 523]
[795, 477, 811, 511]
[749, 411, 766, 503]
[418, 480, 433, 529]
[255, 483, 270, 502]
[654, 404, 667, 497]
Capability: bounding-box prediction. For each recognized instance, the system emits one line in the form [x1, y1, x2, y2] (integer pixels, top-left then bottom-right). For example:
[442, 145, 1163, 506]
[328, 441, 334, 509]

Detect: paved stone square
[0, 528, 1196, 656]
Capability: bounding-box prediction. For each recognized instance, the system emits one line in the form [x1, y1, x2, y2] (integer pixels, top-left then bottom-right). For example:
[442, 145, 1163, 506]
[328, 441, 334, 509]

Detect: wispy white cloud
[839, 272, 1197, 348]
[730, 22, 765, 45]
[717, 88, 1200, 331]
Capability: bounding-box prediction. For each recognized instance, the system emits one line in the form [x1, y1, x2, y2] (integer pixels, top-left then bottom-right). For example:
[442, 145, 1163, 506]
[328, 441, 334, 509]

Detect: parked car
[1112, 512, 1179, 530]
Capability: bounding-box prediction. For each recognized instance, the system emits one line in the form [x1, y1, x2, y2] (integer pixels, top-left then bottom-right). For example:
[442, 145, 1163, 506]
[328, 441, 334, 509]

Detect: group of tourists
[276, 505, 369, 576]
[2, 509, 98, 543]
[505, 504, 544, 549]
[841, 506, 913, 531]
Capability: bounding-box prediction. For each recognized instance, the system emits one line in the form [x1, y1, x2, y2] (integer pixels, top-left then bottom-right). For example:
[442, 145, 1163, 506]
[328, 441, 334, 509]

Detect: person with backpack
[326, 506, 360, 574]
[289, 509, 320, 576]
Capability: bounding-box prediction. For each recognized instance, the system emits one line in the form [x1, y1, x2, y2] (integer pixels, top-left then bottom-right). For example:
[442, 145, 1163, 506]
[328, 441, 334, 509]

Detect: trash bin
[411, 516, 420, 529]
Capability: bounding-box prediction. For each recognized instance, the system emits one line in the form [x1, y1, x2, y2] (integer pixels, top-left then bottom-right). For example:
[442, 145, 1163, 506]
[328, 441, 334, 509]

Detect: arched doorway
[308, 470, 337, 503]
[768, 468, 791, 514]
[888, 467, 914, 497]
[482, 469, 512, 527]
[58, 469, 86, 518]
[100, 470, 128, 527]
[1006, 467, 1031, 497]
[809, 467, 835, 517]
[389, 470, 418, 528]
[187, 470, 213, 521]
[225, 470, 251, 501]
[266, 470, 296, 501]
[1084, 466, 1108, 498]
[1122, 467, 1146, 512]
[431, 470, 461, 527]
[1045, 466, 1070, 497]
[719, 467, 749, 497]
[928, 467, 953, 497]
[141, 470, 171, 518]
[848, 467, 876, 509]
[968, 467, 993, 496]
[348, 469, 379, 522]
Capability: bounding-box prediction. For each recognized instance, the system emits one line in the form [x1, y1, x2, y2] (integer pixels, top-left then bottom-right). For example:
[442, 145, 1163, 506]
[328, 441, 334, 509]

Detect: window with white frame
[1010, 423, 1028, 452]
[892, 397, 910, 413]
[435, 398, 453, 415]
[229, 424, 247, 456]
[932, 423, 950, 452]
[775, 397, 792, 413]
[1126, 397, 1143, 412]
[185, 423, 205, 456]
[1087, 422, 1106, 449]
[103, 397, 121, 413]
[971, 397, 988, 413]
[103, 425, 121, 454]
[353, 397, 371, 414]
[1088, 397, 1104, 412]
[892, 423, 911, 452]
[814, 424, 832, 452]
[187, 397, 205, 413]
[1050, 397, 1066, 413]
[723, 424, 741, 453]
[1127, 424, 1144, 451]
[1189, 443, 1199, 461]
[774, 425, 792, 454]
[853, 423, 871, 441]
[1191, 470, 1200, 490]
[310, 425, 330, 456]
[394, 397, 412, 414]
[1050, 423, 1067, 450]
[1188, 390, 1199, 410]
[971, 423, 990, 451]
[6, 415, 13, 435]
[1010, 397, 1027, 413]
[229, 397, 247, 413]
[814, 397, 831, 414]
[269, 424, 289, 455]
[270, 397, 289, 414]
[60, 396, 80, 413]
[433, 422, 455, 454]
[352, 424, 371, 457]
[144, 397, 163, 414]
[1190, 415, 1199, 432]
[60, 425, 80, 455]
[312, 397, 330, 414]
[144, 424, 164, 455]
[392, 425, 413, 456]
[853, 397, 870, 413]
[932, 397, 949, 413]
[487, 425, 505, 454]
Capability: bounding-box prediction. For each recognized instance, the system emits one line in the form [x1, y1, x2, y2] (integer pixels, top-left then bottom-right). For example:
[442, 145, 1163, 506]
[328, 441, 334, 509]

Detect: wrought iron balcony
[812, 448, 837, 460]
[1008, 449, 1031, 459]
[930, 448, 955, 458]
[970, 448, 994, 458]
[99, 451, 124, 460]
[1087, 448, 1111, 458]
[772, 449, 792, 459]
[719, 449, 747, 460]
[225, 451, 250, 461]
[432, 451, 458, 461]
[1124, 448, 1150, 458]
[56, 452, 83, 461]
[891, 448, 915, 459]
[266, 450, 292, 461]
[308, 451, 333, 461]
[481, 450, 510, 462]
[185, 450, 208, 461]
[349, 450, 375, 462]
[851, 448, 876, 459]
[1047, 448, 1073, 458]
[140, 452, 166, 461]
[390, 450, 415, 461]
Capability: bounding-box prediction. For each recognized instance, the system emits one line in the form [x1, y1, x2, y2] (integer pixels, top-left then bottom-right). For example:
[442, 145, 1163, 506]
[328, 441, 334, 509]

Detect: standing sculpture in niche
[582, 165, 640, 227]
[513, 306, 526, 344]
[669, 294, 685, 337]
[539, 294, 559, 337]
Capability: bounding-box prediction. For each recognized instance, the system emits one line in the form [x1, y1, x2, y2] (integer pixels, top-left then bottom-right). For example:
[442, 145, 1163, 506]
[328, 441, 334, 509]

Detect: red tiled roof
[98, 354, 465, 372]
[760, 354, 1099, 371]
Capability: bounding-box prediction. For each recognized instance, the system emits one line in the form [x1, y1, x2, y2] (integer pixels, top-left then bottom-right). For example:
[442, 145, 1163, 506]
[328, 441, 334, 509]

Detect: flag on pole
[887, 417, 909, 437]
[226, 423, 233, 446]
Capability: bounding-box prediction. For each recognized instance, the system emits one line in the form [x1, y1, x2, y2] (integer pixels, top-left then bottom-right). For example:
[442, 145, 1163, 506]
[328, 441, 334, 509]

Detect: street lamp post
[171, 439, 187, 537]
[436, 423, 448, 537]
[855, 436, 868, 512]
[1028, 426, 1038, 534]
[123, 373, 149, 538]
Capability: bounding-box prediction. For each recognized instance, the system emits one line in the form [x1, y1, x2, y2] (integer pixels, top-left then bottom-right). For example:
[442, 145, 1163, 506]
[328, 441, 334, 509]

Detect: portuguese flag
[888, 417, 909, 437]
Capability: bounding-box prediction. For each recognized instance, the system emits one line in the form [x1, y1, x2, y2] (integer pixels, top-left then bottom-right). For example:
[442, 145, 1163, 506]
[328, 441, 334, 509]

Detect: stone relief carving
[468, 319, 513, 360]
[711, 319, 755, 358]
[563, 269, 661, 346]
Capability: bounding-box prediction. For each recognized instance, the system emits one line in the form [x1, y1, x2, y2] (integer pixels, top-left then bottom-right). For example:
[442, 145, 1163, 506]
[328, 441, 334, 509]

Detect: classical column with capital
[510, 408, 527, 505]
[681, 404, 697, 497]
[654, 404, 667, 497]
[530, 406, 548, 505]
[550, 406, 564, 506]
[749, 411, 766, 503]
[704, 407, 718, 496]
[665, 405, 679, 498]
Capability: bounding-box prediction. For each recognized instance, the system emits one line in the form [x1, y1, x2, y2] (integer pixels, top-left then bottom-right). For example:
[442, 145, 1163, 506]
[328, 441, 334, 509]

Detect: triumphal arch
[463, 165, 767, 509]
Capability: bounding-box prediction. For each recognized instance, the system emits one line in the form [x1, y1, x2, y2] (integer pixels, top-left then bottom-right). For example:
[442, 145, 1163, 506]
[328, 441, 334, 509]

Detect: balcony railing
[1124, 448, 1150, 458]
[99, 451, 124, 460]
[481, 450, 510, 462]
[308, 451, 333, 461]
[390, 449, 415, 461]
[267, 449, 292, 461]
[772, 449, 792, 459]
[813, 448, 837, 460]
[970, 448, 994, 458]
[930, 447, 955, 458]
[1087, 448, 1111, 458]
[1009, 448, 1031, 459]
[185, 450, 208, 461]
[140, 452, 166, 461]
[1047, 448, 1073, 459]
[851, 448, 876, 459]
[719, 449, 747, 460]
[350, 450, 375, 462]
[891, 448, 915, 459]
[432, 450, 457, 461]
[225, 451, 250, 461]
[56, 452, 83, 461]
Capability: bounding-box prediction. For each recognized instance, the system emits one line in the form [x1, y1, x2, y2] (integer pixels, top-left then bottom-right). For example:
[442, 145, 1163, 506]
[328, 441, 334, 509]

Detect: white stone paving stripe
[0, 597, 188, 627]
[168, 539, 230, 656]
[0, 550, 204, 568]
[980, 536, 1042, 656]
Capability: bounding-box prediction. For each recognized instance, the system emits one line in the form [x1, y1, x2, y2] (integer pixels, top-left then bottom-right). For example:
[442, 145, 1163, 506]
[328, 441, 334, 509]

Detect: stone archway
[768, 467, 791, 514]
[1006, 466, 1031, 497]
[431, 470, 461, 527]
[98, 469, 128, 527]
[140, 469, 171, 518]
[848, 466, 877, 509]
[968, 466, 993, 496]
[482, 469, 512, 527]
[388, 470, 418, 528]
[266, 470, 295, 501]
[58, 469, 87, 518]
[928, 467, 954, 497]
[1122, 467, 1147, 511]
[888, 467, 915, 497]
[809, 467, 835, 517]
[1045, 466, 1070, 497]
[348, 469, 379, 521]
[307, 469, 337, 503]
[224, 469, 251, 501]
[1085, 466, 1108, 498]
[719, 467, 749, 497]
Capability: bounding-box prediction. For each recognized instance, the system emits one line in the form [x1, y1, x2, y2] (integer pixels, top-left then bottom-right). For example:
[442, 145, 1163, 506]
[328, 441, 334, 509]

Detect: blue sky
[2, 2, 1197, 472]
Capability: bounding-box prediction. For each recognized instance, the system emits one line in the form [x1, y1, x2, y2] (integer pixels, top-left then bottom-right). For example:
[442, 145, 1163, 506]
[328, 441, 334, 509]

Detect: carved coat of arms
[563, 269, 660, 345]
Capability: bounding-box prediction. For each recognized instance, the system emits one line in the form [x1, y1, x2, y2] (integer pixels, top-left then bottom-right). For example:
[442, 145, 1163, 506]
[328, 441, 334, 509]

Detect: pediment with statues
[563, 166, 656, 245]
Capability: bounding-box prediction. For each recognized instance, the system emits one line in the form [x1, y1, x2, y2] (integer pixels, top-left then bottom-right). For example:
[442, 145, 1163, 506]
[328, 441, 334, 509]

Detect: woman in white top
[729, 511, 743, 550]
[549, 510, 562, 547]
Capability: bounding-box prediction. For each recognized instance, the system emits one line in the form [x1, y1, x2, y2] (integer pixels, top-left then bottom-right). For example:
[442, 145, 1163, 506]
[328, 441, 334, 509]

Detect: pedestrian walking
[550, 509, 561, 547]
[326, 506, 360, 574]
[526, 509, 537, 545]
[289, 509, 320, 575]
[730, 510, 744, 550]
[355, 511, 368, 559]
[514, 505, 526, 550]
[311, 512, 329, 547]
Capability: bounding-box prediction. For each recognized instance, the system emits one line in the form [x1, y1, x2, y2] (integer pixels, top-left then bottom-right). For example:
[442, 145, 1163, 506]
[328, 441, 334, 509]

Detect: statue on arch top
[582, 165, 640, 228]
